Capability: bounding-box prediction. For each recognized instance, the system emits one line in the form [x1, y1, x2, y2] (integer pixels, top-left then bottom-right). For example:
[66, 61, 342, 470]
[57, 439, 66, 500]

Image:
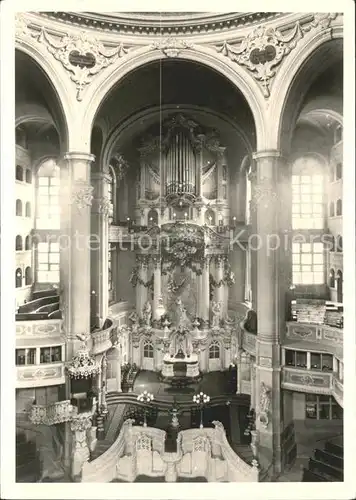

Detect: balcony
[29, 400, 76, 425]
[241, 330, 256, 356]
[285, 322, 343, 358]
[281, 367, 343, 408]
[16, 318, 64, 348]
[16, 362, 65, 388]
[91, 319, 114, 355]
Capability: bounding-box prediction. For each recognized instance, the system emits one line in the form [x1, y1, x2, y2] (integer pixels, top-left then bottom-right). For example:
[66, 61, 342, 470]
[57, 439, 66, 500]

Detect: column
[236, 350, 242, 394]
[201, 257, 210, 322]
[60, 152, 95, 360]
[60, 152, 94, 475]
[91, 171, 111, 328]
[100, 356, 108, 415]
[152, 257, 161, 321]
[249, 165, 258, 311]
[215, 256, 225, 306]
[196, 265, 203, 318]
[252, 150, 285, 478]
[116, 345, 122, 392]
[136, 256, 149, 317]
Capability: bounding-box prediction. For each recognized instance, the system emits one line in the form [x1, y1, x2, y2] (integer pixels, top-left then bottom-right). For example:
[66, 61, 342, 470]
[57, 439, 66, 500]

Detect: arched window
[16, 235, 23, 251]
[147, 209, 158, 226]
[15, 268, 22, 288]
[209, 342, 220, 359]
[36, 159, 60, 229]
[335, 125, 343, 144]
[25, 202, 31, 217]
[25, 267, 32, 286]
[16, 199, 22, 216]
[25, 169, 32, 183]
[205, 209, 215, 226]
[25, 235, 31, 251]
[336, 270, 343, 303]
[329, 269, 335, 288]
[337, 235, 343, 253]
[336, 163, 342, 180]
[336, 199, 342, 216]
[16, 165, 24, 181]
[143, 341, 154, 359]
[292, 156, 324, 230]
[329, 202, 335, 217]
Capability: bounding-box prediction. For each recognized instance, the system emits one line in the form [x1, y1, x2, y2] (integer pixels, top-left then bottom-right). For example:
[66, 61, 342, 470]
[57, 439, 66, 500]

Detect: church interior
[13, 11, 344, 483]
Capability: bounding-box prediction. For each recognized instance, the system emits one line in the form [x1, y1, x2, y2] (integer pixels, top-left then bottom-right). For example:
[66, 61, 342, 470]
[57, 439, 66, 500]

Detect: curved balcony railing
[90, 318, 116, 355]
[16, 318, 63, 339]
[29, 400, 76, 425]
[286, 321, 343, 350]
[82, 420, 258, 483]
[281, 367, 343, 408]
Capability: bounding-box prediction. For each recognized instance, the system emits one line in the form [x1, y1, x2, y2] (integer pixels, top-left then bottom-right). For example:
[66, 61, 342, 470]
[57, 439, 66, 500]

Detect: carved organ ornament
[138, 114, 226, 209]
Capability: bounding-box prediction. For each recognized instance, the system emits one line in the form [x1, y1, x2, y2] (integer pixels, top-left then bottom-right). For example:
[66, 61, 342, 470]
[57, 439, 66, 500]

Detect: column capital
[63, 152, 95, 163]
[252, 150, 282, 161]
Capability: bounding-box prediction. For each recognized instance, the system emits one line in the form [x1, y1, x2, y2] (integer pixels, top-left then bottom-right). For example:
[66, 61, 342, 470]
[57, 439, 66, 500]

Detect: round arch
[102, 104, 254, 167]
[80, 48, 267, 152]
[267, 28, 343, 153]
[15, 42, 74, 152]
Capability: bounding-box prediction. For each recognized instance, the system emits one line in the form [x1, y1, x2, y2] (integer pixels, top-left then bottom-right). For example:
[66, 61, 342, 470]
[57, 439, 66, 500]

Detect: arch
[15, 44, 72, 151]
[147, 209, 158, 226]
[16, 235, 23, 251]
[25, 202, 31, 218]
[205, 208, 216, 226]
[337, 235, 343, 253]
[16, 268, 23, 288]
[16, 199, 23, 216]
[81, 48, 266, 151]
[329, 268, 335, 288]
[16, 165, 24, 181]
[25, 267, 32, 286]
[209, 341, 220, 359]
[336, 199, 342, 216]
[267, 29, 343, 153]
[143, 340, 154, 359]
[25, 235, 31, 251]
[103, 105, 253, 167]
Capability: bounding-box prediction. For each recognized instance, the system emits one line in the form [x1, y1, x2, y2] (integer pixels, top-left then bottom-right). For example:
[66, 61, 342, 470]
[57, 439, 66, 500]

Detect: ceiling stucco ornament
[151, 37, 193, 57]
[34, 29, 129, 101]
[305, 12, 339, 30]
[216, 23, 304, 98]
[71, 179, 94, 210]
[15, 14, 31, 38]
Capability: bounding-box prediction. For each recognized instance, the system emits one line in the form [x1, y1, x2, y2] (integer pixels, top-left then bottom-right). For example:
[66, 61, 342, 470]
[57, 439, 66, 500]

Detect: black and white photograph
[0, 1, 355, 499]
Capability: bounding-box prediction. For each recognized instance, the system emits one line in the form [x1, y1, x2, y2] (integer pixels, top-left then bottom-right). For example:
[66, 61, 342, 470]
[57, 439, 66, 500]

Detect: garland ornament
[217, 23, 304, 97]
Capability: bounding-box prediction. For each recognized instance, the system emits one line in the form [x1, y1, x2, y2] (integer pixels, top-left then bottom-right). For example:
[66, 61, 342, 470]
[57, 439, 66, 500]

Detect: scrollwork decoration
[34, 29, 128, 101]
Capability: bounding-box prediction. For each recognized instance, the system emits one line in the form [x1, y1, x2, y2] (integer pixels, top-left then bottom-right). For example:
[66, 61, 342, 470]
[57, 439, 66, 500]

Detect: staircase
[302, 441, 343, 481]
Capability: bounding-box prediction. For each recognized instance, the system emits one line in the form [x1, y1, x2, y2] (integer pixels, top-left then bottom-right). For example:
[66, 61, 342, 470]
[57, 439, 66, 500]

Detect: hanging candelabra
[137, 390, 154, 427]
[193, 392, 210, 429]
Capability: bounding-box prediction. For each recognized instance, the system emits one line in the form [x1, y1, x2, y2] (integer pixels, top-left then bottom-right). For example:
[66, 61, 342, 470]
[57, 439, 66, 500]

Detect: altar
[161, 351, 200, 379]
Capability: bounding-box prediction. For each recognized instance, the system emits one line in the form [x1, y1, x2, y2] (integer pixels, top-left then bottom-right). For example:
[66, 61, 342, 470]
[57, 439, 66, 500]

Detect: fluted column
[60, 152, 95, 360]
[116, 345, 122, 392]
[152, 257, 161, 321]
[252, 150, 286, 478]
[196, 264, 203, 317]
[91, 171, 111, 328]
[235, 350, 242, 394]
[201, 257, 210, 321]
